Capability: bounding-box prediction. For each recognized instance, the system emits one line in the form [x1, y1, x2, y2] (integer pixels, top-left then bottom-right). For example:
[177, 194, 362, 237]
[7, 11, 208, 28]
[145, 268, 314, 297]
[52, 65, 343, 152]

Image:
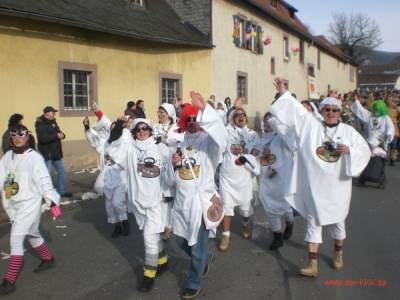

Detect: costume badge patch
[316, 141, 340, 162]
[137, 157, 160, 178]
[178, 158, 200, 180]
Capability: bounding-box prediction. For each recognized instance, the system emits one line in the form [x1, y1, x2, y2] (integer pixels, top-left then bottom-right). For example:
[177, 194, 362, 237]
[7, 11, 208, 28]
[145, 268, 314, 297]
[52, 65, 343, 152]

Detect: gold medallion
[186, 146, 193, 151]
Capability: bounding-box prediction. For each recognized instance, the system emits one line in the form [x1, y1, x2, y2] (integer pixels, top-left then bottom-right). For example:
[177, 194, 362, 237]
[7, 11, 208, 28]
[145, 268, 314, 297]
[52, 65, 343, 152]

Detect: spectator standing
[135, 100, 146, 118]
[35, 106, 72, 198]
[173, 97, 183, 119]
[124, 101, 137, 119]
[171, 92, 227, 299]
[270, 77, 370, 277]
[2, 114, 35, 154]
[0, 125, 61, 294]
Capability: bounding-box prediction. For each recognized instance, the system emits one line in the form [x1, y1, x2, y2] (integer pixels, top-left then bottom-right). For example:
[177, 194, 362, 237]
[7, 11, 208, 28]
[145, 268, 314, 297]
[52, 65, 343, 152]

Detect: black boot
[122, 220, 130, 236]
[283, 222, 293, 240]
[111, 224, 122, 238]
[269, 232, 283, 251]
[390, 159, 395, 166]
[138, 276, 154, 292]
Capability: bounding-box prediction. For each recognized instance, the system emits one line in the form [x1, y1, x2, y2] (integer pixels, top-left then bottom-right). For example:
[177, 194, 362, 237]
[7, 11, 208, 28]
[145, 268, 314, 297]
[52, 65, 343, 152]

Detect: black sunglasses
[234, 113, 246, 118]
[186, 116, 197, 122]
[135, 126, 151, 133]
[324, 108, 339, 113]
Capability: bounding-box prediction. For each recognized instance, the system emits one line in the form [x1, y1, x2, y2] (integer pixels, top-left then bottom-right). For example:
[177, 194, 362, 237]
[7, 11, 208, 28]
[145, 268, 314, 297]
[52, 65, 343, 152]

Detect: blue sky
[288, 0, 400, 52]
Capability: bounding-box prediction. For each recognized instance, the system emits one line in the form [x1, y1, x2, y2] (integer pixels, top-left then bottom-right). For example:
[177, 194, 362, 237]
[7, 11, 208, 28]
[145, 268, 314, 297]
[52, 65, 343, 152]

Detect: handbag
[185, 149, 224, 229]
[93, 161, 109, 196]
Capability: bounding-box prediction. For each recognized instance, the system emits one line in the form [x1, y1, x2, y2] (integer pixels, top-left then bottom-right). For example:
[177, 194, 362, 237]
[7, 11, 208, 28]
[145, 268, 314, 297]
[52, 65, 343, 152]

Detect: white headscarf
[217, 101, 228, 113]
[319, 97, 342, 112]
[161, 103, 177, 123]
[132, 118, 151, 129]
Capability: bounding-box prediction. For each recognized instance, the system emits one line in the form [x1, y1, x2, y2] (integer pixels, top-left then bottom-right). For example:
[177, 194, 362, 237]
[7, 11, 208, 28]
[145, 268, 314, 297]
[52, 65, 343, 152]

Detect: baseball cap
[43, 106, 58, 113]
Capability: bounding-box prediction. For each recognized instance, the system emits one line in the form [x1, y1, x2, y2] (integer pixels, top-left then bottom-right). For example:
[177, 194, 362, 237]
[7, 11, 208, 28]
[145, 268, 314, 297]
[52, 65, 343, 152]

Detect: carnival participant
[84, 107, 131, 238]
[171, 92, 227, 299]
[258, 112, 294, 251]
[384, 94, 399, 166]
[270, 77, 370, 277]
[216, 101, 228, 126]
[107, 117, 174, 292]
[218, 103, 260, 252]
[350, 94, 394, 182]
[0, 125, 61, 294]
[301, 100, 323, 121]
[153, 103, 184, 240]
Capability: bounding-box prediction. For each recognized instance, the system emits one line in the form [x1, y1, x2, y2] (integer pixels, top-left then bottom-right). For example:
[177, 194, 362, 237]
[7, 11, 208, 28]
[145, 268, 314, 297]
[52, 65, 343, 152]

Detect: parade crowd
[0, 77, 399, 299]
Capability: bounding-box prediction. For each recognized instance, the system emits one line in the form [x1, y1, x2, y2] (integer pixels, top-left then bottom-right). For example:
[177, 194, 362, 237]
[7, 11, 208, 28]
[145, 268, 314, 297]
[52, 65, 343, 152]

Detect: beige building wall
[211, 0, 356, 130]
[0, 16, 211, 170]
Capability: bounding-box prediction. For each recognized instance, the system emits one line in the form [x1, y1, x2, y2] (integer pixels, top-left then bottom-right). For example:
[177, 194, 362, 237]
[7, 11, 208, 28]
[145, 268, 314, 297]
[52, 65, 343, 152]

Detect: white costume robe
[258, 127, 294, 215]
[350, 99, 394, 144]
[107, 135, 174, 234]
[219, 125, 260, 211]
[85, 116, 130, 223]
[270, 92, 370, 226]
[172, 105, 227, 246]
[0, 149, 60, 236]
[152, 122, 184, 228]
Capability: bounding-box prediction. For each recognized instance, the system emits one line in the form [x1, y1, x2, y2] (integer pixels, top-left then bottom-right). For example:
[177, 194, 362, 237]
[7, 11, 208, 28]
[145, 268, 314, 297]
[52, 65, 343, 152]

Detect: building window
[159, 72, 182, 104]
[317, 50, 321, 70]
[58, 62, 97, 117]
[246, 21, 259, 53]
[237, 71, 248, 102]
[283, 36, 289, 61]
[350, 67, 355, 82]
[269, 0, 277, 8]
[271, 57, 275, 75]
[299, 40, 304, 63]
[308, 64, 315, 77]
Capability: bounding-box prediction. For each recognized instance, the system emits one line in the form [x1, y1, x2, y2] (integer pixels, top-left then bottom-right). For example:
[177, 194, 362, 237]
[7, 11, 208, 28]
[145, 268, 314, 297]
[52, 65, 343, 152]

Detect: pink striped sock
[34, 242, 52, 260]
[5, 255, 24, 283]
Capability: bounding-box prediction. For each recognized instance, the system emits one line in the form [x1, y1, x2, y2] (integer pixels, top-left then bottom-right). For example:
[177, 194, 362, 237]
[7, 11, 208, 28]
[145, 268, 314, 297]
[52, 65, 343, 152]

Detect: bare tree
[328, 12, 383, 64]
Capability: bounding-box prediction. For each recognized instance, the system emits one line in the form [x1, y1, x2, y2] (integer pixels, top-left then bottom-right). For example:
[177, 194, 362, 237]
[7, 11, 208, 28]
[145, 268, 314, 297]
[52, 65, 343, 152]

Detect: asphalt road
[0, 164, 399, 300]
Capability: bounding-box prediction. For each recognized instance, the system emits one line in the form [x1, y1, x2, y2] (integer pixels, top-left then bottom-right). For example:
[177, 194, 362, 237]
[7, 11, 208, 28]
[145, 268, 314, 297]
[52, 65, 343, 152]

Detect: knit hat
[319, 97, 342, 112]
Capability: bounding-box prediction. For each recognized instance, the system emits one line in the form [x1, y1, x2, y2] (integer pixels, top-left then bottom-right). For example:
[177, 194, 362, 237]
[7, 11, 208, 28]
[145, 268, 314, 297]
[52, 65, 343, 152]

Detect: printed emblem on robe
[260, 154, 277, 166]
[230, 142, 248, 156]
[4, 179, 19, 199]
[137, 157, 160, 178]
[207, 194, 224, 222]
[179, 158, 200, 180]
[316, 141, 340, 162]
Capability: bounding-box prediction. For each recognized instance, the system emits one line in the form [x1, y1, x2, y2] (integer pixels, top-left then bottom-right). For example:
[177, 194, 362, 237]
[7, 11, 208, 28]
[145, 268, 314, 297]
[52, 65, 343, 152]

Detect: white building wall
[211, 0, 356, 130]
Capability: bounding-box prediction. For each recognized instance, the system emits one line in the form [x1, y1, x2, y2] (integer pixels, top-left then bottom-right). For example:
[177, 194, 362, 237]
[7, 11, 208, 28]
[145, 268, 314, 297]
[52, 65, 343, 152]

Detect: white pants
[268, 208, 293, 232]
[305, 215, 346, 243]
[224, 201, 254, 217]
[143, 232, 164, 269]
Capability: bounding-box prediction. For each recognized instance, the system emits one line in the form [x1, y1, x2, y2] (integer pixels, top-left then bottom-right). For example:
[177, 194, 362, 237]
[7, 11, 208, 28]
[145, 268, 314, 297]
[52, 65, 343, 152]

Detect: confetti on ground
[1, 252, 10, 260]
[56, 226, 67, 228]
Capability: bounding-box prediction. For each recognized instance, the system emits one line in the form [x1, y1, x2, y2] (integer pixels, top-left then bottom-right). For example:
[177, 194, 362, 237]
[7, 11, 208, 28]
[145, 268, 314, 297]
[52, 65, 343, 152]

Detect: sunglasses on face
[134, 126, 150, 133]
[186, 116, 197, 123]
[324, 108, 340, 113]
[10, 130, 28, 139]
[234, 113, 246, 118]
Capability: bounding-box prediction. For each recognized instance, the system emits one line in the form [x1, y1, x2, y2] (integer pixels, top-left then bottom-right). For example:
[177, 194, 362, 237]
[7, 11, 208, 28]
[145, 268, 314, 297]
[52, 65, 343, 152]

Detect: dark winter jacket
[35, 115, 64, 160]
